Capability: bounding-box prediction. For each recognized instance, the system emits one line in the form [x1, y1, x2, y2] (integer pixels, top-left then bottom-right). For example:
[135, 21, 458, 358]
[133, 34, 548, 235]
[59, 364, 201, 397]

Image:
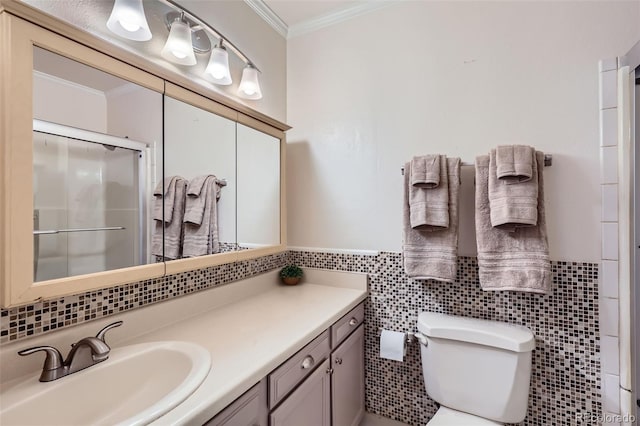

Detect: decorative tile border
[0, 251, 289, 343]
[291, 250, 601, 426]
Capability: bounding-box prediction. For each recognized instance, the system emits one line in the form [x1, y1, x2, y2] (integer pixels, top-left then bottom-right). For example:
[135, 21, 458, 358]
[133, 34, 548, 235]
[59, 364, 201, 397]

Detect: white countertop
[0, 267, 368, 425]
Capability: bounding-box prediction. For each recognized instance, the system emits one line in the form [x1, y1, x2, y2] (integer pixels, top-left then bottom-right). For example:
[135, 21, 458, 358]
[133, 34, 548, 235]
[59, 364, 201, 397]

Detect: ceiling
[262, 1, 362, 28]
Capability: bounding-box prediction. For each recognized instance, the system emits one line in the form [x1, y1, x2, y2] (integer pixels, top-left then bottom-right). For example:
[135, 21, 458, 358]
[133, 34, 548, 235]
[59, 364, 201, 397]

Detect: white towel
[475, 152, 551, 293]
[403, 158, 461, 282]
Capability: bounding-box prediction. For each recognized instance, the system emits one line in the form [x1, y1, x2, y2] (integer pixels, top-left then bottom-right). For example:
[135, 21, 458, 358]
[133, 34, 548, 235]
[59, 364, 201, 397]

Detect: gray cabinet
[206, 380, 268, 426]
[331, 325, 365, 426]
[270, 359, 331, 426]
[269, 331, 331, 408]
[206, 302, 365, 426]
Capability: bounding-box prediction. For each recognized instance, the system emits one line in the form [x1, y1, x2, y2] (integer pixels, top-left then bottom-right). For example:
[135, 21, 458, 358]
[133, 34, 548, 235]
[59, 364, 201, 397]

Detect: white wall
[286, 1, 640, 262]
[33, 71, 107, 132]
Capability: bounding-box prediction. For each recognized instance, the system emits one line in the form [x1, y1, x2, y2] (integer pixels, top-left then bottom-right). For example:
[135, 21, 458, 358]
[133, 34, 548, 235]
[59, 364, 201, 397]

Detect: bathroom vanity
[0, 268, 368, 425]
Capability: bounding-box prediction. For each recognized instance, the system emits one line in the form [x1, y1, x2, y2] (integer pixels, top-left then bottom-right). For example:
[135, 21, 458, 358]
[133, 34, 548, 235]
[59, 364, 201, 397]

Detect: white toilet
[417, 312, 535, 425]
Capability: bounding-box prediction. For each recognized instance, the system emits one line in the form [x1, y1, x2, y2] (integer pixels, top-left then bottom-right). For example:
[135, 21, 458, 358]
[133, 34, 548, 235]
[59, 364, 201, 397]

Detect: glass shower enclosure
[33, 119, 148, 282]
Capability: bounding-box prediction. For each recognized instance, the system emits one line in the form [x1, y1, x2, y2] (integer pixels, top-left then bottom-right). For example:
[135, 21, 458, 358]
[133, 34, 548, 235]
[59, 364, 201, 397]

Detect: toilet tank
[417, 312, 535, 423]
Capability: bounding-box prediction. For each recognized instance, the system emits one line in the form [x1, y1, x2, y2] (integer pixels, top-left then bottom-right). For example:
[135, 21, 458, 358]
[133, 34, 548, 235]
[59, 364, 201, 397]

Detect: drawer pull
[348, 318, 359, 326]
[301, 355, 315, 369]
[334, 357, 342, 365]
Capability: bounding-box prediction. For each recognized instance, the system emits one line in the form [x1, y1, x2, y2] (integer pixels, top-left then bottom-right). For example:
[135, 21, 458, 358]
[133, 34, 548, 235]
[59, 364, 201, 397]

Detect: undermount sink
[0, 341, 212, 426]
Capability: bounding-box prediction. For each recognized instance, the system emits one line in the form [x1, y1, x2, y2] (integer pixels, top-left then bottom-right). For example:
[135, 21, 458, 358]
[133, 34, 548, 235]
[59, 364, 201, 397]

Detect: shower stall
[32, 119, 148, 282]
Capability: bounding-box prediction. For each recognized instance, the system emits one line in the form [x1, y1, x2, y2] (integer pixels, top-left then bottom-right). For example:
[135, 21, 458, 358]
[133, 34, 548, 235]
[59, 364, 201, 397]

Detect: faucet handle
[18, 346, 64, 370]
[95, 320, 123, 345]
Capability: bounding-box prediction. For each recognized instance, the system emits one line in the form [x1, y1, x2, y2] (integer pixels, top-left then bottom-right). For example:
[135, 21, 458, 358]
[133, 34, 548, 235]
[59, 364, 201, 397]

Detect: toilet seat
[427, 407, 503, 425]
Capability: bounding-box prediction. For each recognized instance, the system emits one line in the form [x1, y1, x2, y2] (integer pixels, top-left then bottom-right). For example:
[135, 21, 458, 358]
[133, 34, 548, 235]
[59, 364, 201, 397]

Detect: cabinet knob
[348, 318, 359, 326]
[301, 355, 315, 369]
[326, 367, 333, 375]
[334, 357, 342, 365]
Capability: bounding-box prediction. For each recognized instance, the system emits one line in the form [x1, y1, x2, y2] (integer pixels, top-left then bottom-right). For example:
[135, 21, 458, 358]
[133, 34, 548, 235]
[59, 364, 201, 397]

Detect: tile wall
[0, 251, 289, 343]
[599, 57, 623, 419]
[290, 250, 601, 426]
[1, 249, 602, 425]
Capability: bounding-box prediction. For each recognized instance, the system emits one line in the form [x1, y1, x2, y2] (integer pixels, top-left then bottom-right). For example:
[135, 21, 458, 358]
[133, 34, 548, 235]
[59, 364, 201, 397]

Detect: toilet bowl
[428, 407, 501, 425]
[416, 312, 535, 425]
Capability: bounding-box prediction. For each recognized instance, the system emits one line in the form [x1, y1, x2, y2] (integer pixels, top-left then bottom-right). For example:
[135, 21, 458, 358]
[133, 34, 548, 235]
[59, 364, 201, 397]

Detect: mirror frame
[0, 7, 288, 307]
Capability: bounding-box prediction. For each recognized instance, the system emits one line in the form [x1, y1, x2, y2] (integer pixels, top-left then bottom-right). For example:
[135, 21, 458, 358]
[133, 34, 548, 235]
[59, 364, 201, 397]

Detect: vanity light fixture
[107, 0, 263, 98]
[205, 42, 232, 85]
[106, 0, 152, 41]
[238, 64, 263, 100]
[161, 13, 197, 66]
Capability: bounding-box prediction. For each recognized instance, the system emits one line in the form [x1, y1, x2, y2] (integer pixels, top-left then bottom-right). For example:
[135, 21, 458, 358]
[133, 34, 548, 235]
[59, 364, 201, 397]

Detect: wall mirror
[237, 123, 281, 248]
[32, 47, 163, 282]
[1, 12, 286, 307]
[162, 90, 237, 262]
[161, 85, 283, 273]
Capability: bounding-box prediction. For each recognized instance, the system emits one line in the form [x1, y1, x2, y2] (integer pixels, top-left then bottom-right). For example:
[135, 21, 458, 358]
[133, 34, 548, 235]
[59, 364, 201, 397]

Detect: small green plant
[279, 265, 303, 279]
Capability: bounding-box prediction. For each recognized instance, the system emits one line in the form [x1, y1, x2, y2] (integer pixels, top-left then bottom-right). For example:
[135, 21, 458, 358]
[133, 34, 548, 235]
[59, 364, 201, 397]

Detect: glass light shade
[237, 65, 262, 100]
[106, 0, 152, 41]
[205, 46, 232, 85]
[161, 20, 197, 66]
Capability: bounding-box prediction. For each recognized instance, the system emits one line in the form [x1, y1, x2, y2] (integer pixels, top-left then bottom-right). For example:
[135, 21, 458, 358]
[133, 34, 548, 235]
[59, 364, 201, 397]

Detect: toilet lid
[427, 407, 503, 425]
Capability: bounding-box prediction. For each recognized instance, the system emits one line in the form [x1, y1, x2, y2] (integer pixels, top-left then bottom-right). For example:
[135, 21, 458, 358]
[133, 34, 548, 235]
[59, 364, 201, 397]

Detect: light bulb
[118, 14, 141, 32]
[106, 0, 152, 41]
[161, 18, 197, 66]
[205, 45, 232, 85]
[237, 64, 262, 100]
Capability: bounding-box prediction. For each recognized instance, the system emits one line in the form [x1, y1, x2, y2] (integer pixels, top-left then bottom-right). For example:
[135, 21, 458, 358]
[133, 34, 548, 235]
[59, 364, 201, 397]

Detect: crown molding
[243, 0, 288, 38]
[288, 1, 396, 39]
[33, 70, 106, 98]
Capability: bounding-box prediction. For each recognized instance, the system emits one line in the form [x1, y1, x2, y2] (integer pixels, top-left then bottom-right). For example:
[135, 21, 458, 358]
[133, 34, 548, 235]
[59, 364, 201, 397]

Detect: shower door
[33, 120, 147, 282]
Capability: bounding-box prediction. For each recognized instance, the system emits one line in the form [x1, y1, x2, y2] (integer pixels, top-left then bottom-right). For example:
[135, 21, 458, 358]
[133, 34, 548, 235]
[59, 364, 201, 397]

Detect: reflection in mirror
[162, 96, 236, 260]
[32, 47, 162, 282]
[237, 123, 280, 248]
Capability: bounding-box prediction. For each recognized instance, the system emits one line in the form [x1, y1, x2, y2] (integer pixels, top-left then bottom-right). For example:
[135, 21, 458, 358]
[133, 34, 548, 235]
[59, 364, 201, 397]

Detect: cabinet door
[270, 359, 331, 426]
[206, 380, 267, 426]
[331, 325, 364, 426]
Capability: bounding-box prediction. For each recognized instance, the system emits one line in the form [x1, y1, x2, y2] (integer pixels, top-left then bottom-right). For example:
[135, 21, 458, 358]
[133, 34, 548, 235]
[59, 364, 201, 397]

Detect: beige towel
[184, 175, 210, 225]
[151, 176, 186, 260]
[489, 149, 538, 231]
[409, 155, 449, 230]
[183, 176, 223, 257]
[403, 157, 460, 282]
[475, 152, 551, 293]
[152, 176, 177, 222]
[411, 155, 440, 188]
[496, 145, 534, 183]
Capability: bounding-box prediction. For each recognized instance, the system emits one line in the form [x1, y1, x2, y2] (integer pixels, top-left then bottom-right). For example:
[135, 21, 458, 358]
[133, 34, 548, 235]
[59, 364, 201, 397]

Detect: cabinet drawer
[330, 302, 364, 349]
[268, 330, 330, 409]
[205, 380, 267, 426]
[269, 359, 331, 426]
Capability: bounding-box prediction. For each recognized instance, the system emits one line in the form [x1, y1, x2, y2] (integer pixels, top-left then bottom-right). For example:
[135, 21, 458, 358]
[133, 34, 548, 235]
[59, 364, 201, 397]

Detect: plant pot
[282, 277, 301, 286]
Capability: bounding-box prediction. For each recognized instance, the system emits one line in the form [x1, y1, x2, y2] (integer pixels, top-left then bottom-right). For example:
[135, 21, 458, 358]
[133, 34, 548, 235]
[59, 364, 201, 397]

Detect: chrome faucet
[18, 321, 123, 382]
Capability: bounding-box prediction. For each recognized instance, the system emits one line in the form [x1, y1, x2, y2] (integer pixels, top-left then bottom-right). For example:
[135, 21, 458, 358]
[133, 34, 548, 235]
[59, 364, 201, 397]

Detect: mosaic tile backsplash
[1, 249, 600, 426]
[289, 250, 600, 426]
[0, 251, 289, 343]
